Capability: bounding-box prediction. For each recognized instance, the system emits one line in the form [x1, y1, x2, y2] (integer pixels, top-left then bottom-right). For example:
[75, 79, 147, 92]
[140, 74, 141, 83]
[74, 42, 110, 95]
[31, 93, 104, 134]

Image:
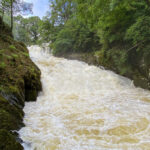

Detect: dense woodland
[0, 0, 150, 88]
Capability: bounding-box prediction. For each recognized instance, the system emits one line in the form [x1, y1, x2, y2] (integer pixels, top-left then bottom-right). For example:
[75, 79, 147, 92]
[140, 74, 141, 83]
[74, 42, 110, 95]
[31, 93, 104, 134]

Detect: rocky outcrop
[0, 17, 42, 149]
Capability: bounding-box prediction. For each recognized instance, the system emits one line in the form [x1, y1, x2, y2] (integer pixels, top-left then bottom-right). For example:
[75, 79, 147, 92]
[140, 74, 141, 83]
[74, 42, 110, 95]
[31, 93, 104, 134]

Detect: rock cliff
[0, 17, 41, 150]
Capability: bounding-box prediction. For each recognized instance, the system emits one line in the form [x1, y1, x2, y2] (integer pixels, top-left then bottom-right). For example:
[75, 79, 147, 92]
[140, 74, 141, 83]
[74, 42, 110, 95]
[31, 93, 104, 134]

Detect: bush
[125, 16, 150, 46]
[52, 39, 74, 56]
[52, 19, 100, 55]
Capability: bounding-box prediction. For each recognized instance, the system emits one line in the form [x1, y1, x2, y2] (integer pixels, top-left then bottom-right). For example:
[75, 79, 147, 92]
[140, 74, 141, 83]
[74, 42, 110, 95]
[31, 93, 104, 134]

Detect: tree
[10, 0, 32, 31]
[0, 0, 10, 19]
[145, 0, 150, 7]
[26, 16, 41, 43]
[0, 0, 33, 31]
[13, 16, 42, 45]
[13, 15, 30, 44]
[49, 0, 76, 25]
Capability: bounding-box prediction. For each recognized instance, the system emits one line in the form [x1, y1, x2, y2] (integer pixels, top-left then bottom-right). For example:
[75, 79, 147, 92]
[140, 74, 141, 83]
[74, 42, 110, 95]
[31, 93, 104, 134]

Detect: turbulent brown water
[19, 45, 150, 150]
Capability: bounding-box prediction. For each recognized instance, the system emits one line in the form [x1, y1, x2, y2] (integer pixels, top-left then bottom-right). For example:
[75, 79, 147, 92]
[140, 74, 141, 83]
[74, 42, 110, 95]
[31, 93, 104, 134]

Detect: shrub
[125, 16, 150, 46]
[52, 19, 100, 55]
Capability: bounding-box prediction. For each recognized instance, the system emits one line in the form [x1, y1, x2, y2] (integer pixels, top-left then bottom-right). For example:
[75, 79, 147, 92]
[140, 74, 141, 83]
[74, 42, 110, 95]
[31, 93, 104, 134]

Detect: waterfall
[19, 45, 150, 150]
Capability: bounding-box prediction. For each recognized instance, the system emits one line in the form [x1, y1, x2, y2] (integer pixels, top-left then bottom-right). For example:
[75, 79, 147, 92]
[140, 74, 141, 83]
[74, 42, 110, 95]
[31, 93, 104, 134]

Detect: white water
[19, 45, 150, 150]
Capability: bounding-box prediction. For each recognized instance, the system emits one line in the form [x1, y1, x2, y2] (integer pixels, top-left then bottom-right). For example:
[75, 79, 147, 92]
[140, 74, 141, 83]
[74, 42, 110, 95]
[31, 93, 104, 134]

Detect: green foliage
[52, 38, 73, 55]
[38, 17, 53, 43]
[13, 15, 42, 45]
[125, 16, 150, 46]
[0, 0, 33, 32]
[107, 49, 130, 73]
[51, 18, 100, 55]
[125, 15, 150, 67]
[50, 0, 75, 25]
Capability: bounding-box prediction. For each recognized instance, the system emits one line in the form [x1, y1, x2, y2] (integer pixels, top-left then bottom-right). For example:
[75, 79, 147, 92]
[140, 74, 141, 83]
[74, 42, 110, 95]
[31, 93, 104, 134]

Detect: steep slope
[0, 17, 41, 149]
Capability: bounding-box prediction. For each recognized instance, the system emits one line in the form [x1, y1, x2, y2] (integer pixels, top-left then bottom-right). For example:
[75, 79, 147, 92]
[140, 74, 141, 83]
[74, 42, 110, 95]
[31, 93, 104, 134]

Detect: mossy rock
[0, 129, 23, 150]
[24, 69, 41, 101]
[0, 17, 42, 147]
[133, 76, 150, 89]
[0, 62, 6, 70]
[0, 94, 24, 130]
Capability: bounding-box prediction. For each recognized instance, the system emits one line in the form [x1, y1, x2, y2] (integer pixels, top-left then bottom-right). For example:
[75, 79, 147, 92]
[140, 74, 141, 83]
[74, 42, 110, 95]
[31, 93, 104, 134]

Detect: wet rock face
[0, 95, 24, 150]
[0, 95, 24, 130]
[0, 129, 23, 150]
[24, 68, 42, 102]
[0, 17, 42, 149]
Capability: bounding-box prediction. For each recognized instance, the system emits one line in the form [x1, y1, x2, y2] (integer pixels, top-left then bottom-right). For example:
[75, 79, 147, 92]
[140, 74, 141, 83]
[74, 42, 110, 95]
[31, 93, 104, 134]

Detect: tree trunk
[2, 9, 4, 20]
[1, 1, 5, 20]
[145, 0, 150, 7]
[10, 0, 13, 31]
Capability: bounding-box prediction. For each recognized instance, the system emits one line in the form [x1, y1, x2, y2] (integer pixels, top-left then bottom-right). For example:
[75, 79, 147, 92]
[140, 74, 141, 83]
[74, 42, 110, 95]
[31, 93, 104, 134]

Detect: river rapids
[19, 45, 150, 150]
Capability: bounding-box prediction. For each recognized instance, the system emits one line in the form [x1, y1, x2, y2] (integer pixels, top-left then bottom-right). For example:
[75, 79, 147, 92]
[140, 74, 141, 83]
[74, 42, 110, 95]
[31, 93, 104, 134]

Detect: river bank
[0, 17, 41, 149]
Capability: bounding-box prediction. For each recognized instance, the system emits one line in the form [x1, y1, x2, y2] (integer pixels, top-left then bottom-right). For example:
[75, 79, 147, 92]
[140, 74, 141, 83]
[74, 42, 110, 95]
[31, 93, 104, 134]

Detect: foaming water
[19, 45, 150, 150]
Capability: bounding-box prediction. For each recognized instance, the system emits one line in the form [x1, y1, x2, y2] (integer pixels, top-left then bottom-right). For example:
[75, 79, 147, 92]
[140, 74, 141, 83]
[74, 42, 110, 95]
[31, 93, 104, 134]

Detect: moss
[9, 45, 16, 51]
[0, 62, 6, 69]
[11, 53, 19, 59]
[0, 95, 24, 130]
[30, 67, 36, 73]
[0, 109, 17, 130]
[8, 85, 20, 95]
[4, 54, 13, 60]
[0, 129, 23, 150]
[17, 41, 27, 49]
[0, 86, 4, 92]
[22, 52, 29, 57]
[10, 61, 15, 66]
[0, 17, 42, 146]
[0, 49, 4, 54]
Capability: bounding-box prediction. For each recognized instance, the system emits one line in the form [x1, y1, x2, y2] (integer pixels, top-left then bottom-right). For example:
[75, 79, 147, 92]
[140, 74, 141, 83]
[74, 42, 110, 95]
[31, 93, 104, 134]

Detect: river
[19, 45, 150, 150]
